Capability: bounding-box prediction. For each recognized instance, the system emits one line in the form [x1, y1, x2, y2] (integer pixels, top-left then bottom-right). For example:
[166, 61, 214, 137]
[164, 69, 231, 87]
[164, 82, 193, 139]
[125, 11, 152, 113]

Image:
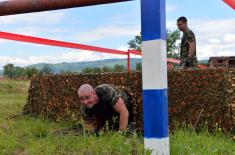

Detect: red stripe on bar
[0, 31, 128, 55]
[128, 50, 142, 56]
[167, 58, 180, 64]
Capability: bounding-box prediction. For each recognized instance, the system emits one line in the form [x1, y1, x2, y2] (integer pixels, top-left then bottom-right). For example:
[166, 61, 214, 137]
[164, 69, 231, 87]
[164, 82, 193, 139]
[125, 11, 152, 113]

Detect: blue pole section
[141, 0, 169, 154]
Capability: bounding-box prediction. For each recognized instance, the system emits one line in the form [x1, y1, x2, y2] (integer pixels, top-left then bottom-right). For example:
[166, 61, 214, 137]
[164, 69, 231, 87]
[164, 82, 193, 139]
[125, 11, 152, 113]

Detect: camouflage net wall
[168, 69, 234, 134]
[228, 69, 235, 130]
[23, 69, 235, 134]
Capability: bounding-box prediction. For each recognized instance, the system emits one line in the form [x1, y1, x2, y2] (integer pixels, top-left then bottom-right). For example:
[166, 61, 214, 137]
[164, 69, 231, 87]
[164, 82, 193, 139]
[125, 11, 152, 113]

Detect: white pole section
[141, 0, 169, 154]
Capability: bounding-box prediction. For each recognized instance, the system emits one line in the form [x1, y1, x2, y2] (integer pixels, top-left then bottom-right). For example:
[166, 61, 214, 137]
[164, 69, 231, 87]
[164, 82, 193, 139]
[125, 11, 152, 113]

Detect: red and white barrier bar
[0, 31, 129, 55]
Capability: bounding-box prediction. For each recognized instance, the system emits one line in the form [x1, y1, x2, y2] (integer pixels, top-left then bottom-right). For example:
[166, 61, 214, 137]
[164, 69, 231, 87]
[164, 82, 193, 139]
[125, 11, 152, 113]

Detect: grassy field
[0, 79, 234, 155]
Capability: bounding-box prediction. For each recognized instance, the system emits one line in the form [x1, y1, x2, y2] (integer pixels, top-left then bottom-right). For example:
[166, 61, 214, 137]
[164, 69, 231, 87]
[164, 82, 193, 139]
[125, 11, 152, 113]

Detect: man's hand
[83, 120, 96, 132]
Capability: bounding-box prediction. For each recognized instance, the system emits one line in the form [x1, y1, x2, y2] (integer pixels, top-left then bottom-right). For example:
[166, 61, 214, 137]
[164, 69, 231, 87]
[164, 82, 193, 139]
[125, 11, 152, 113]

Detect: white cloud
[0, 43, 142, 69]
[107, 12, 140, 25]
[166, 4, 178, 13]
[0, 49, 131, 68]
[193, 18, 235, 60]
[166, 20, 177, 30]
[75, 25, 139, 43]
[0, 39, 9, 44]
[117, 46, 128, 51]
[0, 11, 68, 39]
[72, 11, 140, 43]
[208, 38, 221, 44]
[223, 34, 235, 43]
[9, 26, 69, 38]
[0, 11, 65, 25]
[10, 26, 47, 36]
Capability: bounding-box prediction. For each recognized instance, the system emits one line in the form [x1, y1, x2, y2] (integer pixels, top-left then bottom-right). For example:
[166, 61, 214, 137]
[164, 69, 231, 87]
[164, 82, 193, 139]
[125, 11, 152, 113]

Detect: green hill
[27, 58, 142, 73]
[0, 58, 210, 75]
[198, 60, 209, 65]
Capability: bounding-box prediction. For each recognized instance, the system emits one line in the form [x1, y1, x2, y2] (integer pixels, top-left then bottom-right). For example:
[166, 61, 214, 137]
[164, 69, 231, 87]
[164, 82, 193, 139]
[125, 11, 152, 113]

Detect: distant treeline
[3, 63, 142, 79]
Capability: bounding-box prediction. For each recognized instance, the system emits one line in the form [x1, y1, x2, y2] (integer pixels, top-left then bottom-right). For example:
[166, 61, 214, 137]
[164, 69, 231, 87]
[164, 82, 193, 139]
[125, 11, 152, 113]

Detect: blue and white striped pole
[141, 0, 169, 154]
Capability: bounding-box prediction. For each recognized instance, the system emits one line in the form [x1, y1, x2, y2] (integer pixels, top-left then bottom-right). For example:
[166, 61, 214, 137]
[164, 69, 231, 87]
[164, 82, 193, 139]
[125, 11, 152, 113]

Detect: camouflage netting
[23, 69, 235, 134]
[168, 69, 234, 134]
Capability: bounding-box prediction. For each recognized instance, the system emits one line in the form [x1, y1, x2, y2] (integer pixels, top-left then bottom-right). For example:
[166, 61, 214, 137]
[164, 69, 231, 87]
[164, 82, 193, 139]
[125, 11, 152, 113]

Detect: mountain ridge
[0, 58, 142, 76]
[27, 58, 142, 73]
[0, 58, 209, 76]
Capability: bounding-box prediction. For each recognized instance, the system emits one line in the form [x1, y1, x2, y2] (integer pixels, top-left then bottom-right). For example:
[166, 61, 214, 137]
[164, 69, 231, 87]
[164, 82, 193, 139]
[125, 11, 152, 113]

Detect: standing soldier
[177, 16, 198, 69]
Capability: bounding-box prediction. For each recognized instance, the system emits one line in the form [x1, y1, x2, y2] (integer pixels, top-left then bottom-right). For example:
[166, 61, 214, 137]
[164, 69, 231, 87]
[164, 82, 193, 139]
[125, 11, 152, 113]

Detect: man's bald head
[78, 84, 98, 109]
[78, 84, 94, 96]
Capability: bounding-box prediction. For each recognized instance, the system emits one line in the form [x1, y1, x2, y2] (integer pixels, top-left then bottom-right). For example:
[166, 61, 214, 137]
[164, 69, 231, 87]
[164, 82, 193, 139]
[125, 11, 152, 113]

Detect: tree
[26, 68, 39, 79]
[92, 67, 102, 73]
[3, 64, 15, 79]
[14, 67, 26, 79]
[128, 29, 181, 58]
[167, 29, 180, 59]
[40, 64, 53, 75]
[60, 70, 74, 75]
[82, 67, 93, 73]
[113, 64, 126, 72]
[102, 66, 112, 72]
[128, 34, 141, 52]
[135, 63, 142, 71]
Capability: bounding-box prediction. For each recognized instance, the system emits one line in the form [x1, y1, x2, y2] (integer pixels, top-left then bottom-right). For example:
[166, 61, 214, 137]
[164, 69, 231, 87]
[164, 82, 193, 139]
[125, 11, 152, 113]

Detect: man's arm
[80, 105, 96, 131]
[113, 97, 129, 130]
[188, 41, 196, 58]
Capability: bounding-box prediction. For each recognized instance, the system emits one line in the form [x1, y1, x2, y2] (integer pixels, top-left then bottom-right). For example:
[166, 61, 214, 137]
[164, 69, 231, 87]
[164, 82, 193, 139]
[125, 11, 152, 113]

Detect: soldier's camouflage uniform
[180, 28, 198, 68]
[80, 84, 131, 131]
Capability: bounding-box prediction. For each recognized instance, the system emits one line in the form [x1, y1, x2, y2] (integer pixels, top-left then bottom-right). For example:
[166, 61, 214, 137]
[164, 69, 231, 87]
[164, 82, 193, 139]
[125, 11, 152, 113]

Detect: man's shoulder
[185, 29, 195, 36]
[95, 84, 121, 106]
[184, 29, 196, 42]
[95, 84, 115, 91]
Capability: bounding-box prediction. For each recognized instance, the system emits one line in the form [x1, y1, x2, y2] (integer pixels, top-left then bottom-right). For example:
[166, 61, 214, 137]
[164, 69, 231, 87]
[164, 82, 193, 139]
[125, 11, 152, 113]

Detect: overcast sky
[0, 0, 234, 68]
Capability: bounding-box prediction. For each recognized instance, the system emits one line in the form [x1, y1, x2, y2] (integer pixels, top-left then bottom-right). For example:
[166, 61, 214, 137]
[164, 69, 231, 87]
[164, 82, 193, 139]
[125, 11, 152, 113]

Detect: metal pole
[0, 0, 132, 16]
[0, 31, 128, 55]
[127, 50, 131, 73]
[141, 0, 169, 154]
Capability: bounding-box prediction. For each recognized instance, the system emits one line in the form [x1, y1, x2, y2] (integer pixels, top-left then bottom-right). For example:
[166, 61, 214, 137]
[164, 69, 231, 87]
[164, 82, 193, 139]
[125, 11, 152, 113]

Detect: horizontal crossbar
[0, 0, 133, 16]
[0, 31, 131, 55]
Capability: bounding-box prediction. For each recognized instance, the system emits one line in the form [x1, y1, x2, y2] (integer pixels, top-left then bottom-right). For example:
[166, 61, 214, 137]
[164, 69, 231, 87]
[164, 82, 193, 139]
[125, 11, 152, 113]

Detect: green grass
[0, 79, 234, 155]
[170, 130, 235, 155]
